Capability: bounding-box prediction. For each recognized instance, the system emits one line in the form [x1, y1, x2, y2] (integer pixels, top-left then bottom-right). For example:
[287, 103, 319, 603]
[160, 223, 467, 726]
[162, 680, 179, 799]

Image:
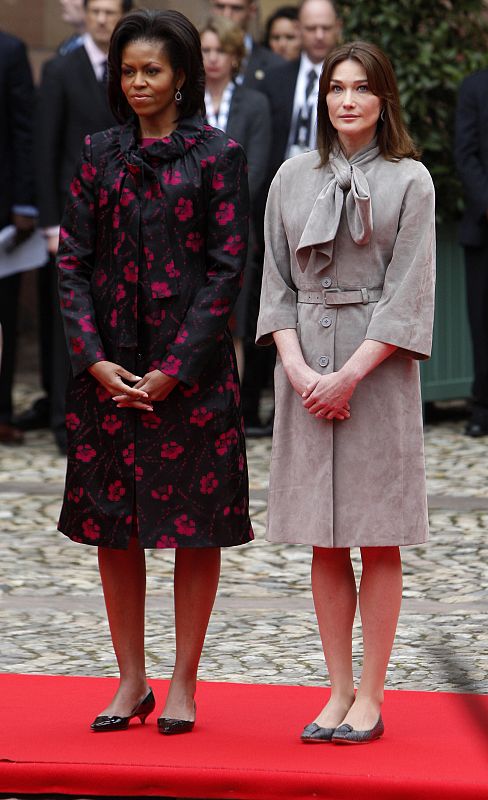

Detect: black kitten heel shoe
[158, 702, 196, 735]
[332, 715, 384, 744]
[301, 722, 335, 743]
[91, 688, 155, 732]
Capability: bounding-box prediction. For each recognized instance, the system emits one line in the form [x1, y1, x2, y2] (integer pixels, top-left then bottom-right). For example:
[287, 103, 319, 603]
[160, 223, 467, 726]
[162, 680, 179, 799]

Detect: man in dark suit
[35, 0, 132, 453]
[260, 0, 342, 178]
[210, 0, 283, 88]
[455, 69, 488, 436]
[0, 31, 36, 444]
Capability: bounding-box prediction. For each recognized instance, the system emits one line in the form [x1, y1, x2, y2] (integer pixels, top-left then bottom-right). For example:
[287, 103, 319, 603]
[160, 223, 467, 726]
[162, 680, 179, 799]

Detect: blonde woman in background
[201, 16, 272, 378]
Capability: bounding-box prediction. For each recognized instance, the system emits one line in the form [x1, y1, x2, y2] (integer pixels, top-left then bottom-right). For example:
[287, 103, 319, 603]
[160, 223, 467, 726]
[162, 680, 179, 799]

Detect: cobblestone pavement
[1, 379, 487, 707]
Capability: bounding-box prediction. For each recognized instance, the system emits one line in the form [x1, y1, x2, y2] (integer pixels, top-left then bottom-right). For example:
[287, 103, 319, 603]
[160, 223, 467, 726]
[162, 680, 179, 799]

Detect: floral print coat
[57, 115, 254, 550]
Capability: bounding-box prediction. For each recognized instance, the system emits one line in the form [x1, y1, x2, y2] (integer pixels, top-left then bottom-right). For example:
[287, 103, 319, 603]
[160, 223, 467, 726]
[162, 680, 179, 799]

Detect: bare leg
[340, 546, 402, 730]
[96, 536, 149, 716]
[161, 547, 221, 720]
[311, 547, 357, 727]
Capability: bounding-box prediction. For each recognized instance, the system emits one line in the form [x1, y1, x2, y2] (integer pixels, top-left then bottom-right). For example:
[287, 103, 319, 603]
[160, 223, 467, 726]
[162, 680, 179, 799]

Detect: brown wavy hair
[317, 41, 420, 164]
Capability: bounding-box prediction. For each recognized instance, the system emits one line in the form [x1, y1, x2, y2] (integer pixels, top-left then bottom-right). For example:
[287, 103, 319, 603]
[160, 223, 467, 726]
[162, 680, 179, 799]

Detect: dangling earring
[380, 108, 386, 122]
[175, 88, 182, 104]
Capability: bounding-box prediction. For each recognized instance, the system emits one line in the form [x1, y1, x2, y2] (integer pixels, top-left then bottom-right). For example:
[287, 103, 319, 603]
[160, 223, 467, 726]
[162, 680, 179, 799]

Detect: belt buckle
[324, 287, 339, 306]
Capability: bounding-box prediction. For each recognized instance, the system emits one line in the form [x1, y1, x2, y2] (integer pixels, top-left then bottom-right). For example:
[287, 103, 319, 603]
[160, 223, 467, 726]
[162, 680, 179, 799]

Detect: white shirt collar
[82, 32, 107, 80]
[299, 51, 323, 79]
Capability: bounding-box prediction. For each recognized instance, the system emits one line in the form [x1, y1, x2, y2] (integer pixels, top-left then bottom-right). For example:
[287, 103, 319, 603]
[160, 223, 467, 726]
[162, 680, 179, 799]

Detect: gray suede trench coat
[256, 142, 436, 547]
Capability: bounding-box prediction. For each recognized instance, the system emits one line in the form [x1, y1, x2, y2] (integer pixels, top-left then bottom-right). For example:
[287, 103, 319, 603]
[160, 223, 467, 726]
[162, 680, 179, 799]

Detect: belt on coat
[297, 288, 383, 306]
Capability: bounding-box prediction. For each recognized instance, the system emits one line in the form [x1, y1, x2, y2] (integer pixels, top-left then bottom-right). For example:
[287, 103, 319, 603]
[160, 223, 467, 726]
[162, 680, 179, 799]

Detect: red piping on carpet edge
[0, 762, 485, 800]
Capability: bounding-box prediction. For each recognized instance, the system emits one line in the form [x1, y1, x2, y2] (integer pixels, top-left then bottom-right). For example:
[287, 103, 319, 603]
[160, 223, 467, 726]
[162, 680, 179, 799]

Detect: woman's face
[201, 30, 235, 83]
[326, 58, 382, 152]
[268, 17, 301, 61]
[121, 39, 182, 125]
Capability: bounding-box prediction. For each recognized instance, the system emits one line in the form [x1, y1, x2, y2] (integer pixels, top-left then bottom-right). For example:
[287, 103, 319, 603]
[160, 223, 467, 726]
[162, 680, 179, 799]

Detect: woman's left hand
[302, 371, 356, 420]
[113, 371, 179, 409]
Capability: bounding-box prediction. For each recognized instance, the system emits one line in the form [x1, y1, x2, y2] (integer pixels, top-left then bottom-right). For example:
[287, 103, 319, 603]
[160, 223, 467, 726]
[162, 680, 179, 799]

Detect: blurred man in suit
[260, 0, 341, 178]
[455, 69, 488, 436]
[58, 0, 86, 55]
[35, 0, 132, 453]
[13, 0, 88, 438]
[240, 0, 341, 436]
[210, 0, 283, 88]
[0, 31, 36, 444]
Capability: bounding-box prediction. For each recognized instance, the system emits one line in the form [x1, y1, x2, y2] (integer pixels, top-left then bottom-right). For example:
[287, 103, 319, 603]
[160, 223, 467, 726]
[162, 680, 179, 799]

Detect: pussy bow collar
[112, 115, 206, 349]
[296, 138, 380, 272]
[119, 114, 206, 165]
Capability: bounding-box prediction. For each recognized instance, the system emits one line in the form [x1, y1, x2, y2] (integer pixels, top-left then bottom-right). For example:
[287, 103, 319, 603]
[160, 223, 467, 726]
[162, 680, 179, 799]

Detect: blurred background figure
[0, 30, 36, 444]
[200, 15, 271, 378]
[241, 0, 342, 437]
[455, 67, 488, 438]
[261, 0, 342, 176]
[58, 0, 86, 55]
[12, 0, 87, 440]
[209, 0, 283, 88]
[263, 5, 301, 62]
[33, 0, 132, 454]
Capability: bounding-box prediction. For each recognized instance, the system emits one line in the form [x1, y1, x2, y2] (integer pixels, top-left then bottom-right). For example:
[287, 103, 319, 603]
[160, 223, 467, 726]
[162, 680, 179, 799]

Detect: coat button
[320, 316, 332, 328]
[317, 356, 329, 367]
[136, 352, 143, 361]
[321, 277, 332, 288]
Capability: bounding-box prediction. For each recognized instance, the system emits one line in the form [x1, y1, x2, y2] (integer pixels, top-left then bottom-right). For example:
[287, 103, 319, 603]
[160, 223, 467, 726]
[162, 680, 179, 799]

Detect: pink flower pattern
[215, 202, 235, 225]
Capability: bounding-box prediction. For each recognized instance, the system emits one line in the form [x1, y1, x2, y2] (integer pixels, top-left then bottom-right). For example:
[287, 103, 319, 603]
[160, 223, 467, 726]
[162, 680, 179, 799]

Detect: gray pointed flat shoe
[301, 721, 335, 743]
[332, 715, 384, 744]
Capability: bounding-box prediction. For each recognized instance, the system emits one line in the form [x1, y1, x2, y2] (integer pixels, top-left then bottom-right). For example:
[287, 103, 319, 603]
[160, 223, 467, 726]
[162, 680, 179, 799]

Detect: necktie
[305, 68, 318, 100]
[294, 69, 318, 148]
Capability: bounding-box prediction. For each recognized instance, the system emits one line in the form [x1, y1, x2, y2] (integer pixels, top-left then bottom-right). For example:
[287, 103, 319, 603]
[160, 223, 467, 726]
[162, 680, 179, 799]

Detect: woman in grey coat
[257, 41, 435, 743]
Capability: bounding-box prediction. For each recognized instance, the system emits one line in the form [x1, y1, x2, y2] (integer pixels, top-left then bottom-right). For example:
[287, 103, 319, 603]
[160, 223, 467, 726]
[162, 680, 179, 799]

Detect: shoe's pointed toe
[90, 688, 155, 732]
[158, 702, 196, 735]
[301, 721, 335, 743]
[332, 715, 384, 744]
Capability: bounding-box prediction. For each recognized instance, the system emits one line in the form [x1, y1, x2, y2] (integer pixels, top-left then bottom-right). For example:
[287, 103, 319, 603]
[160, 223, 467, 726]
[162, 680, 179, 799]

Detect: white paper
[0, 225, 48, 279]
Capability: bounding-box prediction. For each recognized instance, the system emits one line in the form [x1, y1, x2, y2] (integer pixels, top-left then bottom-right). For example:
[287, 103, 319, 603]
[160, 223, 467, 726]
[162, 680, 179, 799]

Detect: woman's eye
[147, 68, 159, 76]
[357, 84, 369, 92]
[331, 85, 342, 93]
[121, 68, 133, 76]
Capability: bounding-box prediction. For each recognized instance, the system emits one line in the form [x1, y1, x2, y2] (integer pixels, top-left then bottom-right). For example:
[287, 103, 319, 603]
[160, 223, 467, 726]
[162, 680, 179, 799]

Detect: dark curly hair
[108, 9, 205, 123]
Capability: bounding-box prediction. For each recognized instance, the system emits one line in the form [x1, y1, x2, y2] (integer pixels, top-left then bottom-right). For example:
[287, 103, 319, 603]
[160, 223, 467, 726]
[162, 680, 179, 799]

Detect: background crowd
[1, 0, 488, 451]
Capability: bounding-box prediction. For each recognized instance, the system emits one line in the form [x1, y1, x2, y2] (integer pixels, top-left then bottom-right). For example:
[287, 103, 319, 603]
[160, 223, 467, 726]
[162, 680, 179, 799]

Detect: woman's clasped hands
[88, 360, 178, 412]
[302, 371, 355, 421]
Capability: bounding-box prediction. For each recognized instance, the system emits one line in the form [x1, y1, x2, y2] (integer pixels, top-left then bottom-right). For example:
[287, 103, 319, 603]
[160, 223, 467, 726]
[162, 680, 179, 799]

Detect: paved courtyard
[1, 373, 486, 702]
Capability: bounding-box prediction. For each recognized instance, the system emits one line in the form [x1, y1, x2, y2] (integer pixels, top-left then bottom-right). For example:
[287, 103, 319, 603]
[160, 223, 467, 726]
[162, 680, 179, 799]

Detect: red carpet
[0, 674, 487, 799]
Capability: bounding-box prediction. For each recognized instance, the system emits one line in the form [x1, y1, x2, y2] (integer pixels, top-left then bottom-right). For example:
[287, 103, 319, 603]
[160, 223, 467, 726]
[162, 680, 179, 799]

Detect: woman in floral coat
[57, 9, 253, 733]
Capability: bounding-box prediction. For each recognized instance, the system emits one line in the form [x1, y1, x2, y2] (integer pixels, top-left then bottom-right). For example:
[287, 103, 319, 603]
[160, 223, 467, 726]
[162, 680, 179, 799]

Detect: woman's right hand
[285, 360, 320, 397]
[273, 328, 350, 421]
[285, 362, 350, 419]
[88, 361, 153, 411]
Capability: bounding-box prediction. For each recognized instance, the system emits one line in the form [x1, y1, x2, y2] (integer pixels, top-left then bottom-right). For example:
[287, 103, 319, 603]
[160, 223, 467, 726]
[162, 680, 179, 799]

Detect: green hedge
[341, 0, 488, 221]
